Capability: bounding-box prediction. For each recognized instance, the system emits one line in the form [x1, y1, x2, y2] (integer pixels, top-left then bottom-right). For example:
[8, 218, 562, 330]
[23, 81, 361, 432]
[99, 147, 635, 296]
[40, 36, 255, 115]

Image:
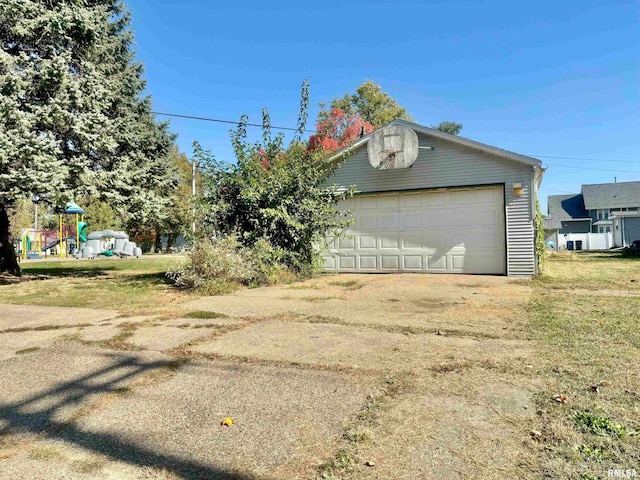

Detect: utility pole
[192, 159, 196, 235]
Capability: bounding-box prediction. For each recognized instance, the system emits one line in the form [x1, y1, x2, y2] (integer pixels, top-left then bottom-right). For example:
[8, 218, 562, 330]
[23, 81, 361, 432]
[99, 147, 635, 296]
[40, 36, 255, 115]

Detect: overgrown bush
[169, 81, 354, 294]
[194, 81, 352, 275]
[166, 235, 299, 295]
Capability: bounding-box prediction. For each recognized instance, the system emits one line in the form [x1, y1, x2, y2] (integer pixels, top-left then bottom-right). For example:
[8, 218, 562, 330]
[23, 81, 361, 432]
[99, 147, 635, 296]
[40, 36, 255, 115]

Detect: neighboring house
[544, 181, 640, 247]
[322, 119, 545, 277]
[611, 212, 640, 248]
[543, 194, 591, 247]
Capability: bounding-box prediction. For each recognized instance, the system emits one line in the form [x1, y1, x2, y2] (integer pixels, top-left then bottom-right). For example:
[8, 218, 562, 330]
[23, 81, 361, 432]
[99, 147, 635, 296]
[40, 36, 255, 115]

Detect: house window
[598, 226, 604, 233]
[606, 226, 611, 233]
[597, 209, 609, 220]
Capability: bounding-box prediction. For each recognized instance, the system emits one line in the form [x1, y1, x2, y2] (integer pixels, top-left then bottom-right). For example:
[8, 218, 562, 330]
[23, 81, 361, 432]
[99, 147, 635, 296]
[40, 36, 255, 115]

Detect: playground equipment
[19, 229, 44, 260]
[57, 202, 86, 258]
[18, 200, 143, 260]
[74, 229, 142, 259]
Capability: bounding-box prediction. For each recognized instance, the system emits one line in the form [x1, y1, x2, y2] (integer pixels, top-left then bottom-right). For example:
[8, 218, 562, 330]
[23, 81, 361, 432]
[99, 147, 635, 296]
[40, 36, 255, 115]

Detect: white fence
[557, 232, 613, 251]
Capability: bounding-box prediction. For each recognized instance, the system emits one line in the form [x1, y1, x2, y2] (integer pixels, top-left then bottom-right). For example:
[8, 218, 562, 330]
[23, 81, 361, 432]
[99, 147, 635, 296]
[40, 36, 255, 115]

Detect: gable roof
[328, 119, 544, 168]
[582, 181, 640, 210]
[547, 194, 590, 220]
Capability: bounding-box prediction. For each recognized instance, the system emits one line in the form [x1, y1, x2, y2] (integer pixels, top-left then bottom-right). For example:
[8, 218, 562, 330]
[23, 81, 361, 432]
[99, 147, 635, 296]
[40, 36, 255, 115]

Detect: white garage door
[322, 186, 506, 274]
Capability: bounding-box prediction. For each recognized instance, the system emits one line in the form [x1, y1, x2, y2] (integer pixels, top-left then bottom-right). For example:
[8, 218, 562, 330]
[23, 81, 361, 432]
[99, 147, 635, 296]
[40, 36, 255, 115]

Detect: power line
[153, 110, 639, 165]
[532, 154, 639, 164]
[152, 111, 315, 133]
[545, 163, 640, 174]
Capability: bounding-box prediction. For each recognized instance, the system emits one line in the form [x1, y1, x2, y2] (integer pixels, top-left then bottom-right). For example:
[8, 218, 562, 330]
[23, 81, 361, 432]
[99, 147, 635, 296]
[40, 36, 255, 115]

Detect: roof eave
[326, 119, 543, 168]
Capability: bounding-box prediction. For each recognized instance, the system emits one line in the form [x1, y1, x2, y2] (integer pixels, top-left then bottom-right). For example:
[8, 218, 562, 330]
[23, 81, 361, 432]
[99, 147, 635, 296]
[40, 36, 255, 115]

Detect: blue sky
[127, 0, 639, 212]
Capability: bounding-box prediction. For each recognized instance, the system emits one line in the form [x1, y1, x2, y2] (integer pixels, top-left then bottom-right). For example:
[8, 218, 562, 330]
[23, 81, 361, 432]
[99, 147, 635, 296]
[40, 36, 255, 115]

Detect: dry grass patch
[328, 279, 364, 290]
[14, 347, 40, 355]
[27, 445, 65, 461]
[182, 310, 229, 319]
[430, 359, 471, 373]
[530, 252, 640, 479]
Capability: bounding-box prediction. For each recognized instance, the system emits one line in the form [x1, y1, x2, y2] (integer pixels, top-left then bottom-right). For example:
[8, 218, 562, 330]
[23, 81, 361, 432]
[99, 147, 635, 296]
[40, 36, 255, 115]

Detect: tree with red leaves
[308, 107, 374, 155]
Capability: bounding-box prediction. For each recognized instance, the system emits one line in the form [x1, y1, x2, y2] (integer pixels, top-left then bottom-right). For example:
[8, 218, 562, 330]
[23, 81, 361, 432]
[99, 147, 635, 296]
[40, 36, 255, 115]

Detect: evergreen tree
[0, 0, 178, 274]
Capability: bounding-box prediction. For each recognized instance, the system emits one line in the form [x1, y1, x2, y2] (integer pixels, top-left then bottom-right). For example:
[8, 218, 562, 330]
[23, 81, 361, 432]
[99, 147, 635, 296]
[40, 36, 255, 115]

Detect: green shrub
[166, 235, 302, 294]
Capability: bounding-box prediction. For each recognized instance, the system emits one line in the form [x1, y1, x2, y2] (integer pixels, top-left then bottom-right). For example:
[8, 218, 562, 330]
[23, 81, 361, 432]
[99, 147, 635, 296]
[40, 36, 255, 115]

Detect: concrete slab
[0, 343, 170, 433]
[77, 359, 374, 479]
[183, 274, 530, 338]
[0, 304, 118, 330]
[0, 331, 70, 362]
[129, 326, 210, 351]
[193, 320, 532, 371]
[347, 389, 537, 480]
[194, 320, 406, 369]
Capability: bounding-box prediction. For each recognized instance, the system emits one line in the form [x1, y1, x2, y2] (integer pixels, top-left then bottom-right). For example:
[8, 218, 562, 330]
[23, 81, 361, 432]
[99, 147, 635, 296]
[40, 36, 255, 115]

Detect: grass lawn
[530, 251, 640, 479]
[0, 256, 188, 316]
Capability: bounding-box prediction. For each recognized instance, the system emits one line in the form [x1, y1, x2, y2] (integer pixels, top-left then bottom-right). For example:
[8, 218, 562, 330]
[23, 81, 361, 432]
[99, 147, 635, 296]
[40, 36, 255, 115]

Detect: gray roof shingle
[547, 194, 589, 220]
[582, 181, 640, 210]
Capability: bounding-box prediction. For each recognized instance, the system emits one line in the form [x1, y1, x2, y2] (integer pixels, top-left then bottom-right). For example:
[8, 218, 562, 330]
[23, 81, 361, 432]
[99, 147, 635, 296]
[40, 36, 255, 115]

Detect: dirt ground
[0, 273, 541, 479]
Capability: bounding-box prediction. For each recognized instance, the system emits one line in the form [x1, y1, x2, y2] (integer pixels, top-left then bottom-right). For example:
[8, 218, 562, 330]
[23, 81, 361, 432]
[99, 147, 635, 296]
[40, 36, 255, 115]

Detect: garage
[323, 186, 505, 274]
[322, 120, 545, 277]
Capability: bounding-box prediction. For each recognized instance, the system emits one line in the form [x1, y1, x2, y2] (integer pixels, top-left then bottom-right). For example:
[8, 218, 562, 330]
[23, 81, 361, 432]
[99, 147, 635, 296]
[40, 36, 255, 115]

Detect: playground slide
[43, 239, 60, 251]
[42, 238, 75, 252]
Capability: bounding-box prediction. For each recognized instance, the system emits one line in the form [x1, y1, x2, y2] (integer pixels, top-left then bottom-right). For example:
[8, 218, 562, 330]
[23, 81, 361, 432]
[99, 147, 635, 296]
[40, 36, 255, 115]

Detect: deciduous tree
[308, 107, 373, 154]
[329, 80, 413, 128]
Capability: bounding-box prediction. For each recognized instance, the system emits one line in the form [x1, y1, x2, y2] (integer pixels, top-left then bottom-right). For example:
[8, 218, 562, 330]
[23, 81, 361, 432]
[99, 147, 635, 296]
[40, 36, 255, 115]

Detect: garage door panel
[380, 215, 399, 230]
[427, 255, 447, 270]
[402, 234, 422, 249]
[359, 235, 377, 249]
[402, 194, 423, 208]
[338, 236, 355, 249]
[423, 231, 448, 249]
[380, 235, 399, 249]
[359, 197, 378, 209]
[359, 256, 377, 270]
[402, 213, 423, 229]
[323, 256, 336, 270]
[381, 256, 400, 269]
[474, 187, 502, 204]
[379, 195, 399, 209]
[425, 211, 448, 227]
[322, 186, 505, 274]
[358, 215, 377, 230]
[424, 192, 447, 206]
[338, 256, 356, 269]
[403, 255, 423, 270]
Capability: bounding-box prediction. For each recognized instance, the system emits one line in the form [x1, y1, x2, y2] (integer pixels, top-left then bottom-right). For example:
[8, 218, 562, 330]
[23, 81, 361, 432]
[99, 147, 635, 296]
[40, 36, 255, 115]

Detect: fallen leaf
[221, 417, 234, 427]
[530, 430, 543, 442]
[365, 461, 375, 467]
[598, 380, 610, 387]
[553, 394, 568, 404]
